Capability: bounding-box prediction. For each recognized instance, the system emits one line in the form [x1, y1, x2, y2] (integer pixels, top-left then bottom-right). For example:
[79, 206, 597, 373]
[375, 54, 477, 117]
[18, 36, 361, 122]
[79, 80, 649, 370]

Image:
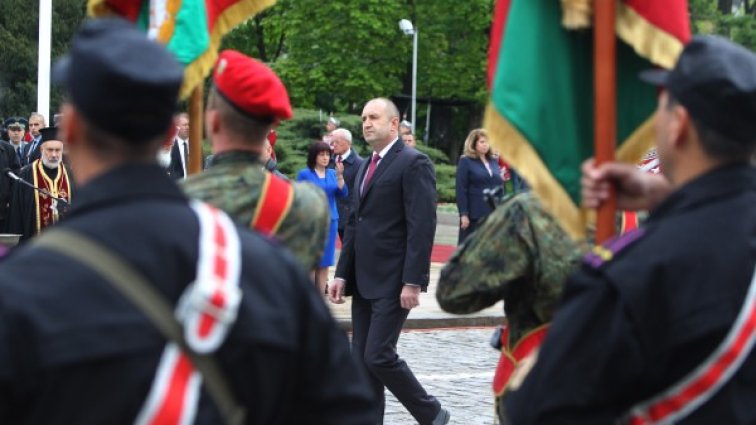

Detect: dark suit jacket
[330, 150, 364, 231]
[455, 156, 503, 220]
[23, 137, 42, 166]
[167, 138, 187, 180]
[335, 140, 436, 299]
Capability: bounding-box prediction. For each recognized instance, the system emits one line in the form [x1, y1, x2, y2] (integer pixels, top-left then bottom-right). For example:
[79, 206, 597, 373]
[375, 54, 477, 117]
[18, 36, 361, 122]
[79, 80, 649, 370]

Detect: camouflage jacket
[182, 151, 329, 271]
[436, 192, 585, 343]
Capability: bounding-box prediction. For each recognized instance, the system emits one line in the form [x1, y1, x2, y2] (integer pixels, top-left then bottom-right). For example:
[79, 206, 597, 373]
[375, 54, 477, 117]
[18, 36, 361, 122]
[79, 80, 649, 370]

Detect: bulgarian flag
[485, 0, 690, 239]
[87, 0, 276, 99]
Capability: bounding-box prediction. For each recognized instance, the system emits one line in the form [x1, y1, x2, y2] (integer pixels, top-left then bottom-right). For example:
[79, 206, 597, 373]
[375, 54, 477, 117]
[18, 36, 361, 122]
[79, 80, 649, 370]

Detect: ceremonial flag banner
[485, 0, 689, 239]
[88, 0, 276, 98]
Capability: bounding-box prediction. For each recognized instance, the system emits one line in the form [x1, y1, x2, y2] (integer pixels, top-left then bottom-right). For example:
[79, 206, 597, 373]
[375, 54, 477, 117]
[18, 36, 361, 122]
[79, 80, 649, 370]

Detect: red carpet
[431, 245, 455, 263]
[336, 239, 456, 264]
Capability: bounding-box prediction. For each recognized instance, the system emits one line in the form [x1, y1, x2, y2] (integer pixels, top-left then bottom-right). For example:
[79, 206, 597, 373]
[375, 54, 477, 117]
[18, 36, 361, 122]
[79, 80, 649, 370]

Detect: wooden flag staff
[189, 86, 204, 175]
[594, 0, 617, 244]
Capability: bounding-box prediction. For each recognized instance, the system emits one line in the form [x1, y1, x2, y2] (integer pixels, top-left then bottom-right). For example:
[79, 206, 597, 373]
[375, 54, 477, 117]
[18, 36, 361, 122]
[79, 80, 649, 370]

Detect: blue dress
[296, 167, 348, 267]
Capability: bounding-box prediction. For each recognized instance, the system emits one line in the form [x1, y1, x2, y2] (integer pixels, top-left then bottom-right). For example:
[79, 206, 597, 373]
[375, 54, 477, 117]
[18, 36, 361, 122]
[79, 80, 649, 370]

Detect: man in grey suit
[329, 128, 364, 241]
[329, 98, 449, 425]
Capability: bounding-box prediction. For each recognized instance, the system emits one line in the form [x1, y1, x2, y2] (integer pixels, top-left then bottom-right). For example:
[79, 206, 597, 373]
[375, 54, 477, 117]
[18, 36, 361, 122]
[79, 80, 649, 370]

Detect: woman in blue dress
[296, 141, 347, 293]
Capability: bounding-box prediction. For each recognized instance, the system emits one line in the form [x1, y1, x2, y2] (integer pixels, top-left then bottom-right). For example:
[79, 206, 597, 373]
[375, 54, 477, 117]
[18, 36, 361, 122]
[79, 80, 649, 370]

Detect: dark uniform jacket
[0, 141, 21, 231]
[507, 164, 756, 424]
[0, 164, 375, 425]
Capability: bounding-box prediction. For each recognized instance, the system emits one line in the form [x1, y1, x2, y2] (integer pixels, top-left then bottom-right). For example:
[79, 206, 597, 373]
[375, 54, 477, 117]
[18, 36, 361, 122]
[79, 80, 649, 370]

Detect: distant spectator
[24, 113, 46, 165]
[297, 141, 347, 293]
[329, 128, 363, 240]
[399, 120, 412, 136]
[456, 128, 503, 244]
[323, 116, 340, 146]
[168, 112, 190, 179]
[326, 116, 340, 133]
[261, 138, 287, 180]
[4, 118, 27, 165]
[401, 132, 417, 148]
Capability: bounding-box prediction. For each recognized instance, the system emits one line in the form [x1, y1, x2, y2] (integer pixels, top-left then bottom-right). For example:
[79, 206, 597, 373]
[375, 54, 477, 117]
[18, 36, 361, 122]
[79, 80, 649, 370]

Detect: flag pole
[188, 86, 204, 175]
[37, 0, 52, 121]
[594, 0, 617, 244]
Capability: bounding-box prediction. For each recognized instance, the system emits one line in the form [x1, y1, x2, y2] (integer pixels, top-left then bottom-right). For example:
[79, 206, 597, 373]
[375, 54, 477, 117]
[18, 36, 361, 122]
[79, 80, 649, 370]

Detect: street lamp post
[398, 19, 417, 134]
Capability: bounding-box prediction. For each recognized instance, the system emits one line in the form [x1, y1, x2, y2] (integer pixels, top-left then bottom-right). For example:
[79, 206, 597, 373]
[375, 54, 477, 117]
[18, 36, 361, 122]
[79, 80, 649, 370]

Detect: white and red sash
[623, 266, 756, 425]
[135, 201, 242, 425]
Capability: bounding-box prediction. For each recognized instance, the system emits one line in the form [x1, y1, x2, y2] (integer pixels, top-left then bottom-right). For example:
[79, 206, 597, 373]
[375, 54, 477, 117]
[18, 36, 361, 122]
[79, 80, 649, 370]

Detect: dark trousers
[351, 290, 440, 424]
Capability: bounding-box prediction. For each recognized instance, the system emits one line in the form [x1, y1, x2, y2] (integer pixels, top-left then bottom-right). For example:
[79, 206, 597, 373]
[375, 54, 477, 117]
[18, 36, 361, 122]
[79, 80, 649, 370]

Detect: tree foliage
[691, 0, 756, 49]
[0, 0, 85, 118]
[220, 0, 493, 116]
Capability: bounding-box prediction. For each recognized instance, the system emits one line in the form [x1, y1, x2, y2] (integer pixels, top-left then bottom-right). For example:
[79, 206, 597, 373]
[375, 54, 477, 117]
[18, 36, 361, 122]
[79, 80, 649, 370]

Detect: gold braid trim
[485, 108, 656, 242]
[561, 0, 593, 30]
[617, 115, 656, 164]
[87, 0, 277, 100]
[484, 104, 587, 241]
[178, 0, 276, 99]
[86, 0, 111, 16]
[616, 2, 684, 69]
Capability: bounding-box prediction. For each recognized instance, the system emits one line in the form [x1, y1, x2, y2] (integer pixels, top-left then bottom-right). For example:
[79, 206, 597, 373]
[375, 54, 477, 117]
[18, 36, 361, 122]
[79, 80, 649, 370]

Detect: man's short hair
[330, 128, 352, 143]
[370, 97, 400, 120]
[667, 94, 754, 162]
[29, 112, 46, 125]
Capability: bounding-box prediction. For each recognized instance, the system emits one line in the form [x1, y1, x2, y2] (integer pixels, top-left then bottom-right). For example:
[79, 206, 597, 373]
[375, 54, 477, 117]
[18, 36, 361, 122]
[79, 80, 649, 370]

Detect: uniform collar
[649, 163, 755, 222]
[68, 163, 186, 218]
[209, 150, 261, 167]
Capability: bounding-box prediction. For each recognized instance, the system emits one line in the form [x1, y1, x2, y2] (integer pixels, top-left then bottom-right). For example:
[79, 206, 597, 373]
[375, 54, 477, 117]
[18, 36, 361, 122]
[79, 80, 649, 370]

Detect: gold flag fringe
[560, 0, 593, 30]
[484, 104, 587, 241]
[88, 0, 277, 100]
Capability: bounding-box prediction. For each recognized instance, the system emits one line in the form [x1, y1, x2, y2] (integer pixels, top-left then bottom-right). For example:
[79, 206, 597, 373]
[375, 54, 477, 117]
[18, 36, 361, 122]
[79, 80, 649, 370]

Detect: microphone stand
[4, 169, 70, 208]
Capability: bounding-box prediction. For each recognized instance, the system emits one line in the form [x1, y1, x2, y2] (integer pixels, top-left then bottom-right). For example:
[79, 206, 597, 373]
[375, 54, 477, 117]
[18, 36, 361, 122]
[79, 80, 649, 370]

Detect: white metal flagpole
[37, 0, 52, 122]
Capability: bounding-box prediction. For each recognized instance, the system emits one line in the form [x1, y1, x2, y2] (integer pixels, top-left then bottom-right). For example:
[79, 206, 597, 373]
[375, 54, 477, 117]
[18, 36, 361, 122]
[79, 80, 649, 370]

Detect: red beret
[212, 50, 292, 121]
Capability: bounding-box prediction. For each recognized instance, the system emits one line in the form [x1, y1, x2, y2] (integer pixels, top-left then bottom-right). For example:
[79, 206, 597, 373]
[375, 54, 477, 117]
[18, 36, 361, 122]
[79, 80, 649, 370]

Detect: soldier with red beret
[183, 50, 329, 273]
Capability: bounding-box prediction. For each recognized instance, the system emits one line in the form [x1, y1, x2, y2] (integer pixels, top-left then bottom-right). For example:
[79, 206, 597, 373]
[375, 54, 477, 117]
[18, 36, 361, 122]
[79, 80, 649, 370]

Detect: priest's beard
[42, 158, 61, 169]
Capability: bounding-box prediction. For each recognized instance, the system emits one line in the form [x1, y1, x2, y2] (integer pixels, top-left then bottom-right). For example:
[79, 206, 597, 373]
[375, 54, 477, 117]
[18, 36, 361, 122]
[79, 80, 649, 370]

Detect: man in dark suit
[329, 127, 363, 241]
[329, 98, 450, 425]
[167, 112, 190, 179]
[23, 113, 46, 166]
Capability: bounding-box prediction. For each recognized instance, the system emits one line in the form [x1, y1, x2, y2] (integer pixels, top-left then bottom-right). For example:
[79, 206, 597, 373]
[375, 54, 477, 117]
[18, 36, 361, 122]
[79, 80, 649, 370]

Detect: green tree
[691, 0, 756, 49]
[0, 0, 85, 119]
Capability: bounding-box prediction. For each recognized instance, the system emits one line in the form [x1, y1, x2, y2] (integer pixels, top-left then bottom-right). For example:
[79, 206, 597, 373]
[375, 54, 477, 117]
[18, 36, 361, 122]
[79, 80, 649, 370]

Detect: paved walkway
[328, 209, 505, 330]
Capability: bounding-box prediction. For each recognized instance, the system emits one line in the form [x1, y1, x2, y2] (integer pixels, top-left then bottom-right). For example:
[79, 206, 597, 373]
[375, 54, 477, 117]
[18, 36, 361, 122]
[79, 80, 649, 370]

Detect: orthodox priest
[7, 127, 73, 242]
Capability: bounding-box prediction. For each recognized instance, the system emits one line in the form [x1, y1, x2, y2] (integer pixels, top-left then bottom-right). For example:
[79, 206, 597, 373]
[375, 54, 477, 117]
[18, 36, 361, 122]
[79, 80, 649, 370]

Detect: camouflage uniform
[436, 192, 585, 343]
[182, 151, 329, 270]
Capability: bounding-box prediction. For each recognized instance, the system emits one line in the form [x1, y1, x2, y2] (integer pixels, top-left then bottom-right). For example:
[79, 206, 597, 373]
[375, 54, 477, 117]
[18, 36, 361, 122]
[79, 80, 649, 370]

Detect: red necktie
[362, 153, 380, 193]
[337, 155, 343, 164]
